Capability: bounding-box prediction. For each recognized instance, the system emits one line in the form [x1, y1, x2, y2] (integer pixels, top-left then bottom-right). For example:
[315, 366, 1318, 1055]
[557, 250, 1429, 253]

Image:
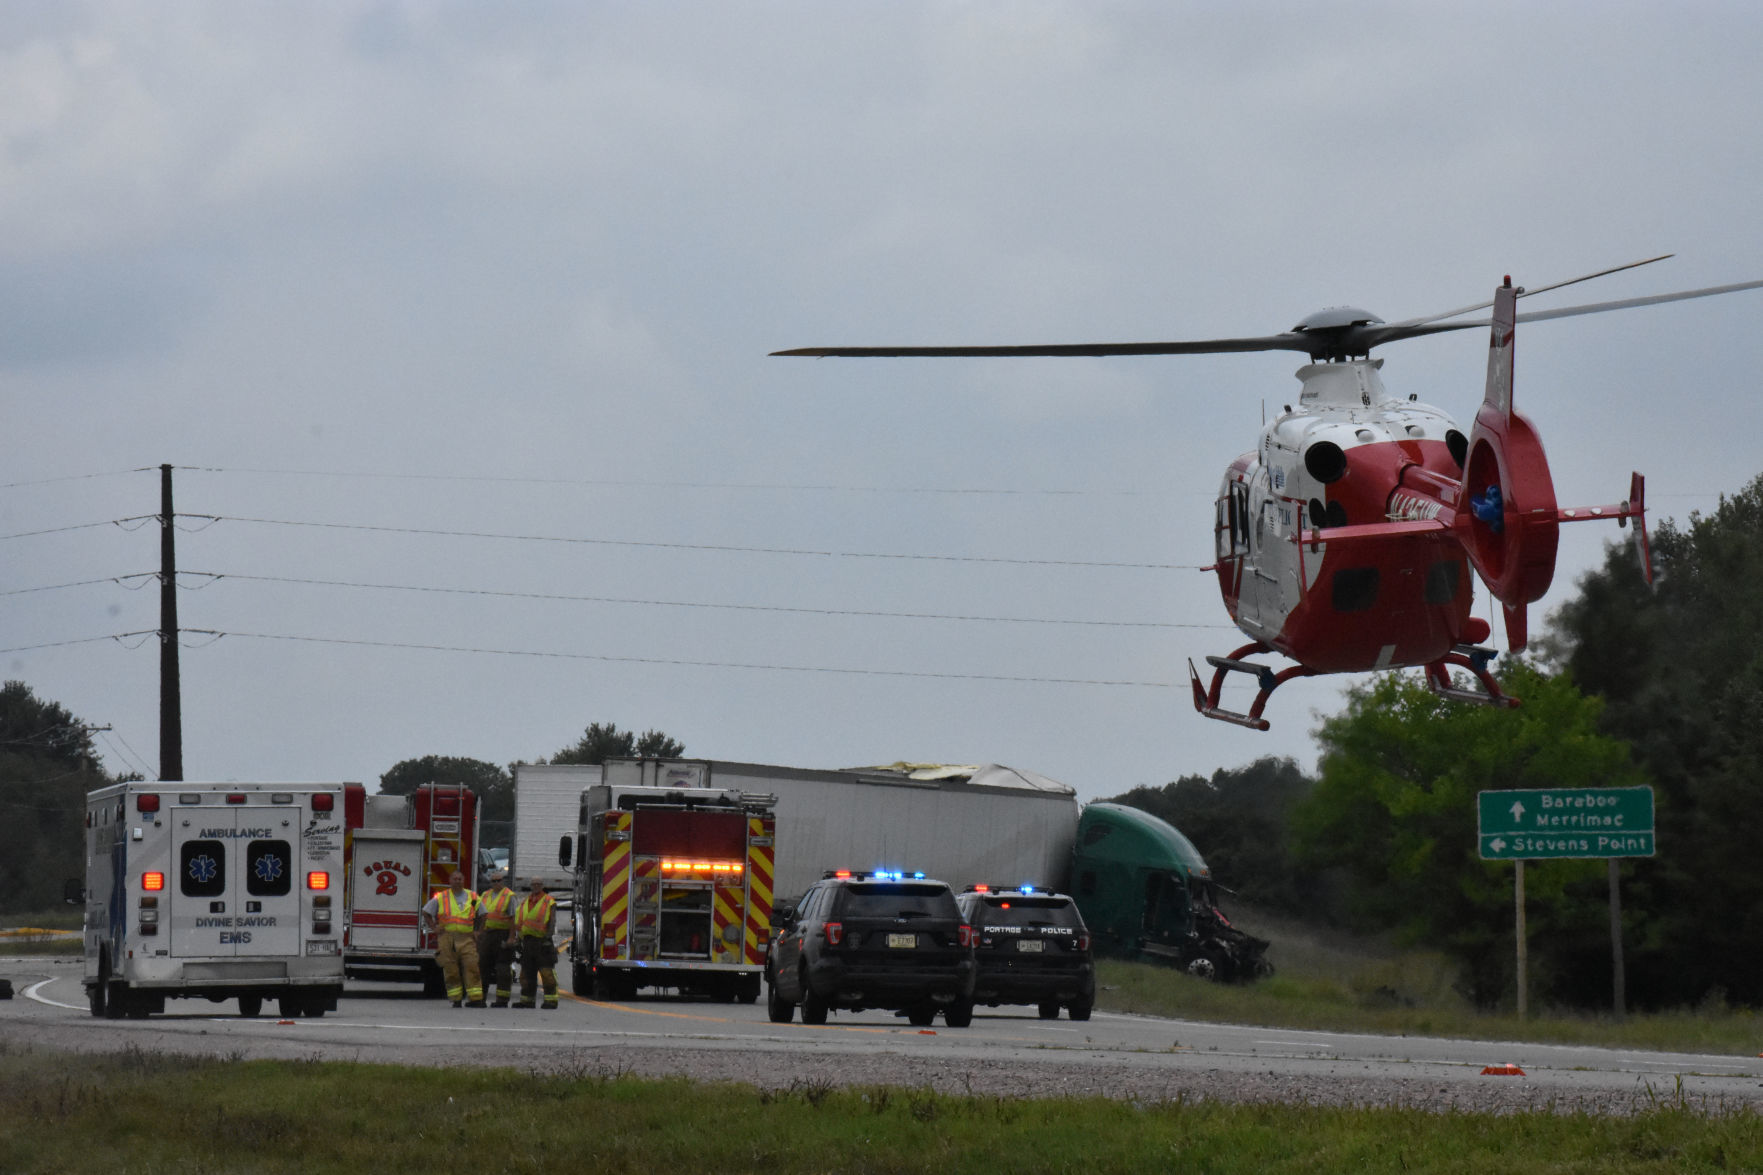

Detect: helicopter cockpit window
[1216, 485, 1252, 560]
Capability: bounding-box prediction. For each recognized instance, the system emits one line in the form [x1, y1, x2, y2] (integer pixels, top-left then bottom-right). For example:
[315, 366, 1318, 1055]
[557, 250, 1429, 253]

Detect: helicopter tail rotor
[1457, 278, 1561, 651]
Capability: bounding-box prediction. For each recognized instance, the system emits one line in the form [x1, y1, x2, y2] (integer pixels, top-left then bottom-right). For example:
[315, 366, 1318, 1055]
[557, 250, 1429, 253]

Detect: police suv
[79, 782, 347, 1019]
[765, 870, 976, 1028]
[955, 884, 1095, 1020]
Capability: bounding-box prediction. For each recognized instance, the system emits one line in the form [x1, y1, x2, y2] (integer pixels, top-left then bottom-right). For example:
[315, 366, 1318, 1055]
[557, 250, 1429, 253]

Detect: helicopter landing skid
[1188, 643, 1319, 731]
[1422, 647, 1520, 709]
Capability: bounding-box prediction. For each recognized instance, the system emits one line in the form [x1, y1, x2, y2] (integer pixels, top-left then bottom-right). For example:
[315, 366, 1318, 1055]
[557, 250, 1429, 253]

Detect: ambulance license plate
[1016, 939, 1044, 953]
[887, 933, 917, 949]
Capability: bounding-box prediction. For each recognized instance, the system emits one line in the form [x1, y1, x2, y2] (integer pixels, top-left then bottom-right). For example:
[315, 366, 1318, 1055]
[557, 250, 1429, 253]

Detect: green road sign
[1477, 786, 1655, 860]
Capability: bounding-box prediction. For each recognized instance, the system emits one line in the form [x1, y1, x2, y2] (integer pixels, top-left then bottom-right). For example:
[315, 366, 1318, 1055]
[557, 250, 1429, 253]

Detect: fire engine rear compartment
[570, 782, 774, 1002]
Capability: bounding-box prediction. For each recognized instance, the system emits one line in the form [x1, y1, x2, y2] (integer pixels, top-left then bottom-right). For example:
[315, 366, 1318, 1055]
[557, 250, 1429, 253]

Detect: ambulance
[81, 781, 348, 1018]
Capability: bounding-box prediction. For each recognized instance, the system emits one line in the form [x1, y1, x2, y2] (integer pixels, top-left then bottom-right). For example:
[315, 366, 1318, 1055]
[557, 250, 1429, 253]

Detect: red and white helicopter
[774, 257, 1763, 728]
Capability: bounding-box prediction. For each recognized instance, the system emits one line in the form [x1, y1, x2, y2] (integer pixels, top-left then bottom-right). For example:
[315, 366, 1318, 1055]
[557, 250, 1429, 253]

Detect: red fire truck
[564, 767, 776, 1002]
[342, 782, 479, 992]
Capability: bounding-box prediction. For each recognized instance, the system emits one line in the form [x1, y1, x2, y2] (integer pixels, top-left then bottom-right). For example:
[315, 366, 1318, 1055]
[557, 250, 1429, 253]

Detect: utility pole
[159, 463, 183, 782]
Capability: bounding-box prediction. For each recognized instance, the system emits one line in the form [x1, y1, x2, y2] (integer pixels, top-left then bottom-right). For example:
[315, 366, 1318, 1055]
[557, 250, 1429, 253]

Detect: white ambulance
[81, 782, 348, 1018]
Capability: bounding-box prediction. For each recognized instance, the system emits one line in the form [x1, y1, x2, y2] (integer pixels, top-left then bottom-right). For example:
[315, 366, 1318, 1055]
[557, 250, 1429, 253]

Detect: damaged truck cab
[1070, 802, 1270, 982]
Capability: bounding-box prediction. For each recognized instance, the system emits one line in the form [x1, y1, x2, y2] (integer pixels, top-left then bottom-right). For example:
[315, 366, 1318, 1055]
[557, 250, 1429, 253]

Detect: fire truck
[563, 762, 776, 1001]
[342, 782, 479, 992]
[80, 781, 347, 1019]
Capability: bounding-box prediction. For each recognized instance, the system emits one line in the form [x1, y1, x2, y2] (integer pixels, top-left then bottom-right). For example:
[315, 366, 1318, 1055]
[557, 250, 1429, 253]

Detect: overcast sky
[6, 2, 1762, 805]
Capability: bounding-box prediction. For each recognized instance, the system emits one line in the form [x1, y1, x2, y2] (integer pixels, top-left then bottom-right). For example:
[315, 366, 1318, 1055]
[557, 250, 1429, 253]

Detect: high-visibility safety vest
[515, 892, 556, 938]
[437, 888, 478, 933]
[479, 886, 515, 930]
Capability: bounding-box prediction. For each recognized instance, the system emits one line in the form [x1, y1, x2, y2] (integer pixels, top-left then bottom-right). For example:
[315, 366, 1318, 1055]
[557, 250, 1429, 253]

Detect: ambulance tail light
[142, 872, 165, 892]
[311, 793, 335, 812]
[307, 872, 330, 890]
[823, 921, 844, 946]
[135, 793, 160, 813]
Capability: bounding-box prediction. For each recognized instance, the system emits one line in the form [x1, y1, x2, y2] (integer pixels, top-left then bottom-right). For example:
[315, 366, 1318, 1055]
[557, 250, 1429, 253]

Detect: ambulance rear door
[170, 803, 302, 957]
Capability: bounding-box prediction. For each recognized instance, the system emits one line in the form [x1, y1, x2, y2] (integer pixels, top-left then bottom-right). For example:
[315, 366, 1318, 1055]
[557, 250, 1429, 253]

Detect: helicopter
[773, 257, 1763, 729]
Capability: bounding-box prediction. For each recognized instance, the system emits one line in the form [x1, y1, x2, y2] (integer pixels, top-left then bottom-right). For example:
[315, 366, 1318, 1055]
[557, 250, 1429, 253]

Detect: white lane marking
[25, 979, 88, 1011]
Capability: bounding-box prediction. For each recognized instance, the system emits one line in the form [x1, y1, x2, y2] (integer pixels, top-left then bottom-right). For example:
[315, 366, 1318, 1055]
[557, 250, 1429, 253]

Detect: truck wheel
[736, 973, 762, 1005]
[766, 981, 795, 1024]
[1067, 998, 1093, 1022]
[943, 1000, 974, 1028]
[103, 981, 129, 1021]
[89, 952, 109, 1018]
[277, 995, 306, 1019]
[1185, 951, 1222, 982]
[1037, 1000, 1060, 1020]
[906, 1004, 936, 1027]
[237, 994, 263, 1018]
[571, 959, 593, 996]
[799, 986, 829, 1026]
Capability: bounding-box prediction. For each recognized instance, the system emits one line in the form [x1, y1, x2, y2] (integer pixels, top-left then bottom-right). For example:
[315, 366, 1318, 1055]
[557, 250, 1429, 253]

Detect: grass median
[1, 1041, 1758, 1174]
[1096, 911, 1763, 1056]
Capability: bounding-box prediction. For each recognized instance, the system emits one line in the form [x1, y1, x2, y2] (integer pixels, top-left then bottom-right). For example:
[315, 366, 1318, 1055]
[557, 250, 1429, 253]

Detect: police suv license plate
[887, 933, 917, 949]
[1016, 939, 1044, 953]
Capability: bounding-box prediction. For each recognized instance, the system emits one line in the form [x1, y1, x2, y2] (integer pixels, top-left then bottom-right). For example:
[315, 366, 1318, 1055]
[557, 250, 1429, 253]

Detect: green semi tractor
[1070, 801, 1270, 982]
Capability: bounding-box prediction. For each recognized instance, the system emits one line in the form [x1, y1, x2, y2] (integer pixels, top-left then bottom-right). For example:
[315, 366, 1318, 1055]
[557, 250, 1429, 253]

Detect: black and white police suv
[765, 870, 976, 1028]
[955, 884, 1095, 1021]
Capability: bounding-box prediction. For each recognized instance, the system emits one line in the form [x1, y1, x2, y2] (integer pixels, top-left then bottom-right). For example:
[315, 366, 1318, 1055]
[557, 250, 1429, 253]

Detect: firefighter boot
[513, 999, 535, 1009]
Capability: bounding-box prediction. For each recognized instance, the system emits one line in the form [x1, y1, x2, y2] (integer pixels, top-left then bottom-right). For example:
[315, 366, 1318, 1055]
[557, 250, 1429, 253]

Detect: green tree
[550, 721, 684, 766]
[1291, 662, 1645, 1008]
[1107, 757, 1318, 918]
[379, 756, 514, 823]
[0, 681, 124, 914]
[1543, 472, 1763, 1005]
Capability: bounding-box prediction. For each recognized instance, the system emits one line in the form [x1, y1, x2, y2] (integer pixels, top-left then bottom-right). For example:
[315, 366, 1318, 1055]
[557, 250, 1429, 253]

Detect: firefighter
[512, 874, 559, 1010]
[420, 869, 485, 1007]
[476, 869, 517, 1007]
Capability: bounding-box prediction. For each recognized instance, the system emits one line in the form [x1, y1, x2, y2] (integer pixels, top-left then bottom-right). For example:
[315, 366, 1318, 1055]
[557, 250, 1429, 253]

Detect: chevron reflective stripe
[632, 858, 658, 959]
[744, 816, 775, 965]
[712, 881, 740, 962]
[601, 811, 632, 960]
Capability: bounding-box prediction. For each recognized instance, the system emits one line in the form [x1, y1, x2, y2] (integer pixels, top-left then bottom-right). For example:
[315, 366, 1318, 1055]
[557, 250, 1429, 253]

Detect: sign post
[1477, 786, 1654, 1019]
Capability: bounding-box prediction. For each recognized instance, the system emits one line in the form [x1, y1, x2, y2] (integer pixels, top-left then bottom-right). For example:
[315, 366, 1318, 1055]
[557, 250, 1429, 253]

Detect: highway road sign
[1477, 786, 1655, 860]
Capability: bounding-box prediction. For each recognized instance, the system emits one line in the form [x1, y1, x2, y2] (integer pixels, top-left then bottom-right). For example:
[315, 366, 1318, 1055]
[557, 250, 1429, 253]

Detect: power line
[190, 571, 1228, 630]
[215, 515, 1194, 570]
[0, 515, 158, 541]
[217, 630, 1182, 688]
[176, 464, 1157, 498]
[2, 627, 1178, 688]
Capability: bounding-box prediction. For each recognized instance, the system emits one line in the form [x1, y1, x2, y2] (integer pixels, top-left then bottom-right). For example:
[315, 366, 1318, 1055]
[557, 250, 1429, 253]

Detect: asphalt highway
[5, 953, 1761, 1113]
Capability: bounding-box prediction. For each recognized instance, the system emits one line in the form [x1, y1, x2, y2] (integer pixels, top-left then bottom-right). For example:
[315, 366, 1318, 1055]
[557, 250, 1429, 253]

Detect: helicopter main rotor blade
[771, 334, 1318, 358]
[1510, 278, 1763, 326]
[1347, 276, 1763, 350]
[1385, 254, 1676, 330]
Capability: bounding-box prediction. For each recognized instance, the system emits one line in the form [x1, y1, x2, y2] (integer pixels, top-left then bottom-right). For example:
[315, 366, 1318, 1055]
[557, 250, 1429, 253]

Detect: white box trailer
[701, 761, 1080, 901]
[512, 763, 602, 889]
[81, 781, 348, 1019]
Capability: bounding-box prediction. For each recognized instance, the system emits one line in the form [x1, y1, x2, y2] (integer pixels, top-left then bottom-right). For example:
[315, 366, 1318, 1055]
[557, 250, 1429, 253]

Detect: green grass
[1095, 911, 1763, 1056]
[0, 1041, 1758, 1174]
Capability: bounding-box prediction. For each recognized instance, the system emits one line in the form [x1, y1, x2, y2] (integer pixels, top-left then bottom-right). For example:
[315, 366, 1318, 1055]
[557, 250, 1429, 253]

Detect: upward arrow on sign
[1510, 800, 1526, 822]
